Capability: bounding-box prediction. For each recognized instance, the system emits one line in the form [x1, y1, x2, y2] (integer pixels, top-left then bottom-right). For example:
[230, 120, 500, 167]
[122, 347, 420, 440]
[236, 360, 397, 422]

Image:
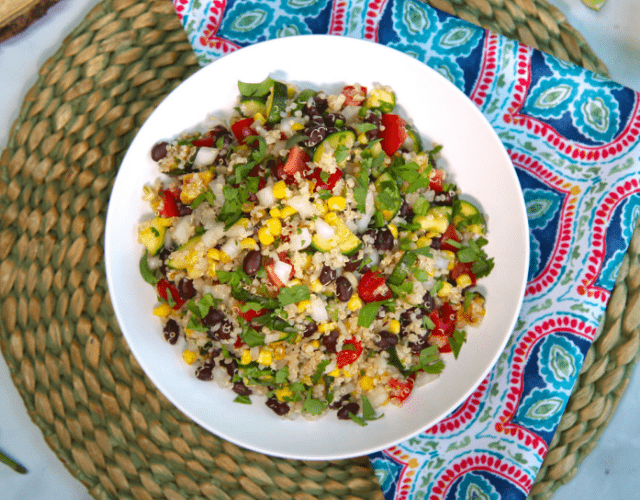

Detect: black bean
[233, 381, 253, 396]
[243, 250, 263, 276]
[313, 96, 329, 114]
[364, 112, 382, 140]
[319, 265, 337, 285]
[323, 113, 343, 127]
[221, 358, 237, 378]
[177, 278, 197, 300]
[432, 190, 457, 206]
[409, 336, 430, 354]
[302, 322, 318, 338]
[398, 200, 414, 221]
[374, 228, 395, 252]
[329, 394, 350, 409]
[422, 293, 435, 312]
[210, 319, 233, 340]
[163, 319, 180, 345]
[335, 276, 353, 302]
[177, 201, 193, 216]
[430, 238, 442, 250]
[151, 142, 169, 161]
[344, 254, 363, 272]
[376, 330, 398, 349]
[400, 307, 425, 327]
[195, 363, 214, 381]
[266, 398, 290, 416]
[202, 308, 225, 327]
[305, 126, 327, 147]
[322, 330, 340, 353]
[337, 402, 360, 420]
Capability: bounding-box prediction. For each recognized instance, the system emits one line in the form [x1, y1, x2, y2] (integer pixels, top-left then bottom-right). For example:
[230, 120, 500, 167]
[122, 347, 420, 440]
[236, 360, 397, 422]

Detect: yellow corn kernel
[276, 388, 293, 401]
[207, 260, 217, 278]
[240, 350, 252, 365]
[273, 344, 286, 360]
[416, 236, 431, 248]
[182, 350, 197, 365]
[343, 369, 352, 378]
[359, 376, 374, 392]
[218, 251, 231, 264]
[327, 196, 346, 211]
[289, 279, 301, 286]
[358, 133, 368, 144]
[467, 224, 484, 235]
[269, 207, 281, 218]
[291, 122, 305, 131]
[437, 282, 453, 298]
[237, 217, 250, 228]
[254, 112, 267, 124]
[314, 202, 327, 215]
[266, 217, 282, 236]
[258, 226, 275, 246]
[184, 328, 194, 338]
[442, 250, 456, 271]
[297, 300, 311, 313]
[324, 211, 339, 225]
[240, 237, 257, 250]
[388, 224, 398, 239]
[153, 303, 172, 317]
[388, 319, 401, 335]
[303, 254, 313, 270]
[347, 295, 363, 312]
[207, 248, 221, 261]
[456, 274, 473, 288]
[329, 368, 341, 378]
[258, 348, 273, 366]
[310, 279, 323, 292]
[272, 181, 287, 199]
[311, 340, 320, 349]
[318, 322, 336, 334]
[280, 206, 297, 219]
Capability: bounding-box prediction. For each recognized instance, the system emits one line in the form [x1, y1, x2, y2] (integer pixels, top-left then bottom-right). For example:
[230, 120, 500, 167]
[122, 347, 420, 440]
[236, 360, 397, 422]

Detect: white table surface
[1, 1, 639, 498]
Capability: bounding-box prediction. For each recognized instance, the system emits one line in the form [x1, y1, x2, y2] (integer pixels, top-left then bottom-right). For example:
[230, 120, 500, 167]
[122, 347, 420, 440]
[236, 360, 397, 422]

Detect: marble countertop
[1, 0, 639, 498]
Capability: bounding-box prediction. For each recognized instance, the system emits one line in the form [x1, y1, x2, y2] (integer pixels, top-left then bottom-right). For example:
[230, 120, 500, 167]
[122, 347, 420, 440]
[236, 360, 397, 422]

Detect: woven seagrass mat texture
[0, 0, 62, 42]
[0, 0, 632, 499]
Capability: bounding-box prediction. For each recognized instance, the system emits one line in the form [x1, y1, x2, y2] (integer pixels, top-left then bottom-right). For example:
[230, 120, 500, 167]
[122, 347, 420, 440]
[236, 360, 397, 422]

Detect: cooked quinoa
[137, 78, 493, 424]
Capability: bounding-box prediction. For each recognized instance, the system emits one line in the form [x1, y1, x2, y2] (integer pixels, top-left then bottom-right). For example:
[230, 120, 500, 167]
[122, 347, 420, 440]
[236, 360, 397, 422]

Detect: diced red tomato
[158, 189, 181, 217]
[450, 261, 477, 286]
[190, 137, 215, 147]
[305, 167, 343, 192]
[341, 85, 367, 107]
[231, 117, 258, 145]
[429, 169, 444, 193]
[282, 146, 310, 177]
[389, 374, 415, 403]
[358, 270, 393, 303]
[157, 279, 185, 310]
[235, 303, 267, 322]
[378, 114, 407, 156]
[336, 338, 363, 368]
[440, 224, 460, 252]
[428, 303, 457, 353]
[234, 337, 245, 349]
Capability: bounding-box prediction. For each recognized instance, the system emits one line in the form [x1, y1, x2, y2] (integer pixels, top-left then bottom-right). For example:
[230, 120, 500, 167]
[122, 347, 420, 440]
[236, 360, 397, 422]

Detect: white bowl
[105, 34, 529, 460]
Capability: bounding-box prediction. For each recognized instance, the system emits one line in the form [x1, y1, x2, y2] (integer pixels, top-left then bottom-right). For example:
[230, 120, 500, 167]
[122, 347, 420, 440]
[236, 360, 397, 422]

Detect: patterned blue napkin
[172, 1, 640, 498]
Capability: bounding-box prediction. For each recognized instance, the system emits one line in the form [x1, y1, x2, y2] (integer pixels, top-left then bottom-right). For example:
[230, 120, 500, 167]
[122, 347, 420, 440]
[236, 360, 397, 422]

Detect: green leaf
[285, 133, 310, 149]
[386, 346, 405, 373]
[413, 196, 430, 216]
[302, 389, 327, 416]
[234, 395, 252, 404]
[240, 327, 265, 347]
[190, 189, 216, 209]
[348, 412, 367, 426]
[358, 301, 384, 328]
[238, 77, 275, 97]
[139, 252, 159, 285]
[361, 395, 383, 421]
[449, 330, 466, 359]
[277, 284, 310, 306]
[312, 360, 330, 385]
[355, 122, 378, 134]
[275, 366, 289, 385]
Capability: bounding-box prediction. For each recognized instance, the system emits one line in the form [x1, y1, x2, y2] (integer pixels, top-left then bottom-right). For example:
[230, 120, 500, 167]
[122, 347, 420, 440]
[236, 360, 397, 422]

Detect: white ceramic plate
[105, 35, 529, 460]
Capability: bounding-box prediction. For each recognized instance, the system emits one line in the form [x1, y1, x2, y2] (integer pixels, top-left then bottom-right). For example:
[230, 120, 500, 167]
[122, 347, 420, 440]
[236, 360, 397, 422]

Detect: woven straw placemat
[0, 0, 62, 42]
[0, 0, 635, 499]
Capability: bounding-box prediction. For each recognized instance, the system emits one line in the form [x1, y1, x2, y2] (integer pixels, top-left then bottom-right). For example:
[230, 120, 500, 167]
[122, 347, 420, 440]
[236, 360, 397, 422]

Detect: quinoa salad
[137, 77, 494, 424]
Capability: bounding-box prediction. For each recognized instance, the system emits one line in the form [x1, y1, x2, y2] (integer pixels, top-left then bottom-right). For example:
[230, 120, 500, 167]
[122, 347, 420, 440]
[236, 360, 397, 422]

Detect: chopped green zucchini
[239, 96, 267, 118]
[139, 217, 171, 256]
[312, 130, 356, 165]
[167, 234, 203, 269]
[452, 199, 486, 234]
[365, 87, 396, 113]
[388, 251, 418, 286]
[265, 81, 288, 124]
[403, 124, 423, 153]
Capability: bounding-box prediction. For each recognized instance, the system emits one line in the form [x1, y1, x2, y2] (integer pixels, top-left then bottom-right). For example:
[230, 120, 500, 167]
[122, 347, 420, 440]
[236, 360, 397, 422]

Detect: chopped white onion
[356, 190, 376, 232]
[172, 217, 193, 246]
[201, 222, 225, 247]
[203, 284, 231, 300]
[309, 296, 328, 323]
[289, 227, 312, 251]
[225, 224, 247, 239]
[273, 260, 292, 286]
[193, 147, 218, 167]
[256, 185, 276, 207]
[366, 386, 388, 408]
[366, 250, 380, 267]
[314, 218, 335, 239]
[221, 239, 242, 259]
[286, 196, 315, 218]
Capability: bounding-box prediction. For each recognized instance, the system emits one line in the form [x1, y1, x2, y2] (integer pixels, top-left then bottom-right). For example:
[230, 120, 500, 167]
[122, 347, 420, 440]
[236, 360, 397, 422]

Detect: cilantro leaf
[240, 327, 265, 347]
[361, 395, 383, 421]
[358, 301, 385, 328]
[275, 366, 289, 385]
[312, 360, 330, 385]
[348, 412, 367, 426]
[302, 389, 328, 416]
[449, 330, 466, 359]
[277, 284, 310, 307]
[139, 252, 159, 285]
[234, 395, 252, 404]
